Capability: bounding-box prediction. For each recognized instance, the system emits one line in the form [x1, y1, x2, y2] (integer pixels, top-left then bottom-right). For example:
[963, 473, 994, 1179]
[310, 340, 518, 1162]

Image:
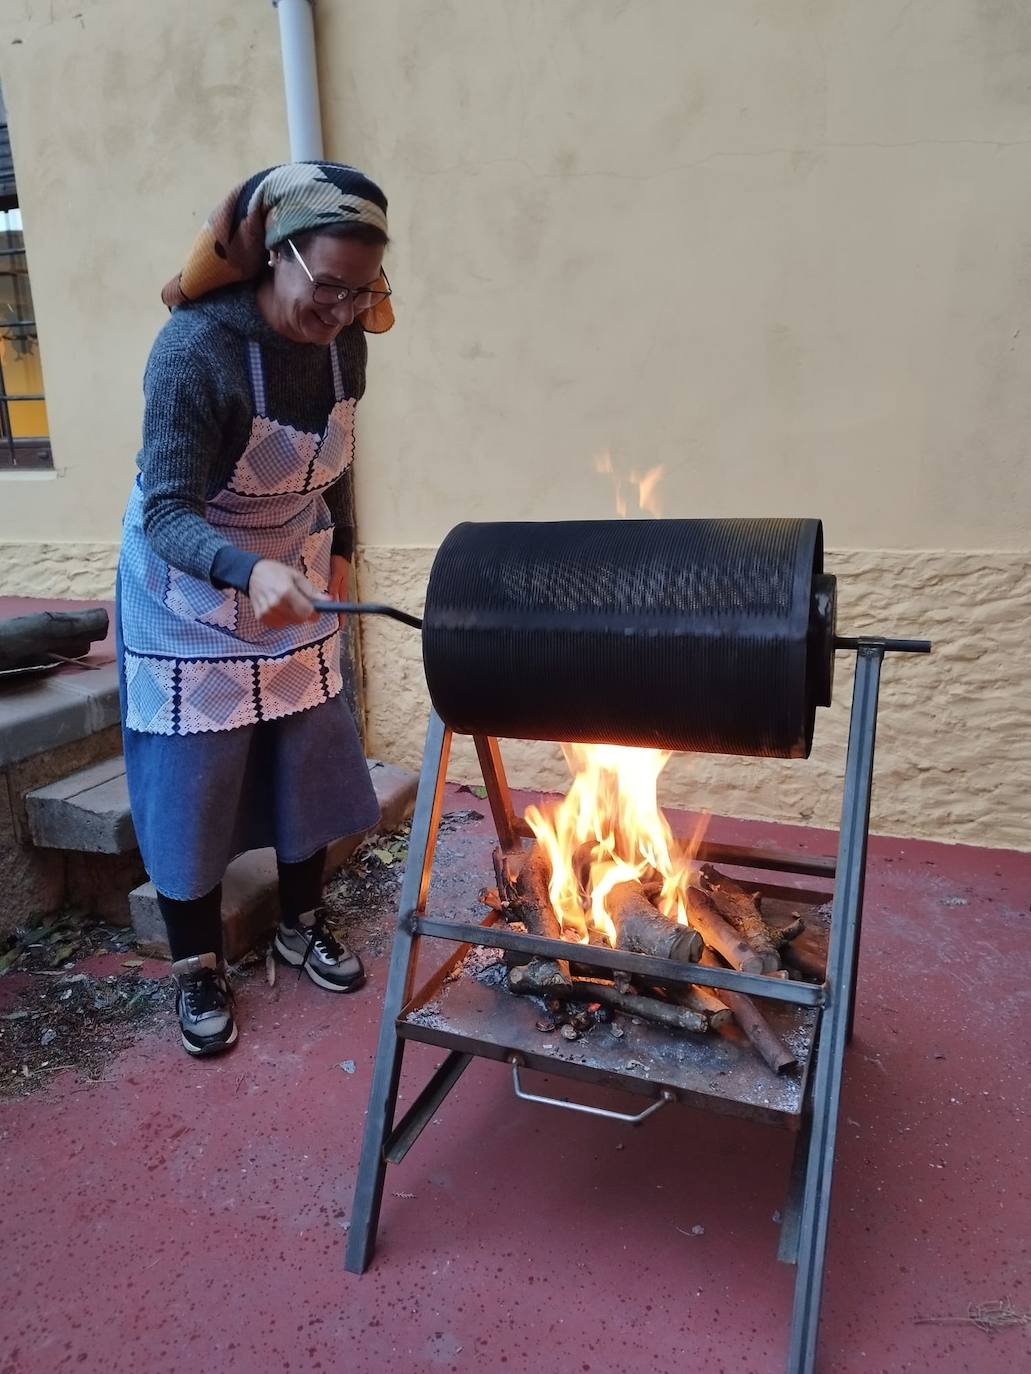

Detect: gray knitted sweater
[135, 284, 366, 593]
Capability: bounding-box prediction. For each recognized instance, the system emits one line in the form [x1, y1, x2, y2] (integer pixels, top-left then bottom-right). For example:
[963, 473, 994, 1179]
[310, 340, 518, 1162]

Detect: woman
[118, 162, 393, 1057]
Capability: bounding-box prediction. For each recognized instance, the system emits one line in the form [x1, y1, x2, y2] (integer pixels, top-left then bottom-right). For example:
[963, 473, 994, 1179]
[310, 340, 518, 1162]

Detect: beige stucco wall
[0, 0, 289, 559]
[0, 2, 1028, 849]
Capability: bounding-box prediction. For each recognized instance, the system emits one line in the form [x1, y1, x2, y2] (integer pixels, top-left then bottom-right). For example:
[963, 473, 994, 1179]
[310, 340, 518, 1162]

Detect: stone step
[25, 755, 136, 854]
[129, 759, 418, 961]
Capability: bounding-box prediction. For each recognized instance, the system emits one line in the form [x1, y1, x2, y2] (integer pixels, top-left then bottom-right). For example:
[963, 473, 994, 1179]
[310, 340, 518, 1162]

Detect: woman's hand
[247, 559, 320, 628]
[328, 555, 351, 627]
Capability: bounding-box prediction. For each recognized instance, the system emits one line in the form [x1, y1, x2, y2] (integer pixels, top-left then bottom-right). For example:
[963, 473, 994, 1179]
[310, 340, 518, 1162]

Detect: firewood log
[685, 888, 765, 974]
[770, 916, 806, 948]
[680, 985, 733, 1028]
[493, 844, 570, 986]
[699, 949, 797, 1074]
[507, 960, 575, 995]
[508, 975, 708, 1035]
[608, 880, 702, 963]
[781, 939, 826, 983]
[698, 863, 780, 971]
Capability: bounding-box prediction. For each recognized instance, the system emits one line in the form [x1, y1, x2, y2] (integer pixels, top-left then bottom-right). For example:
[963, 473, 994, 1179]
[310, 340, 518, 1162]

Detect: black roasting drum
[421, 518, 836, 758]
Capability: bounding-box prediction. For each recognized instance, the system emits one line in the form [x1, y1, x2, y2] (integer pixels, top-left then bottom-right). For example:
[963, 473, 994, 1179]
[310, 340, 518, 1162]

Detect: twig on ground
[914, 1299, 1031, 1336]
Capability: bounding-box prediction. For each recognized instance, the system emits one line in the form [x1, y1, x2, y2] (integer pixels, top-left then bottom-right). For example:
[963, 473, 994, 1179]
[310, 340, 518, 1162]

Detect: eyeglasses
[286, 238, 391, 312]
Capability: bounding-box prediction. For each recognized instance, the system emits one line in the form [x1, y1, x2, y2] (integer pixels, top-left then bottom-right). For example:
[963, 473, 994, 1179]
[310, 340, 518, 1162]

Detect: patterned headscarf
[161, 162, 394, 334]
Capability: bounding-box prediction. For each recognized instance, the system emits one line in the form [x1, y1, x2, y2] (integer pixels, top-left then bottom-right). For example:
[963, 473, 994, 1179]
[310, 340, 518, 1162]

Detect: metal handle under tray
[508, 1055, 674, 1125]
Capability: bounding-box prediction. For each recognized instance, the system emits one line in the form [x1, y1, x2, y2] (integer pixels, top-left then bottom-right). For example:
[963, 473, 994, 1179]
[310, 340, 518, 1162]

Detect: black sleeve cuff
[331, 526, 355, 562]
[211, 545, 261, 592]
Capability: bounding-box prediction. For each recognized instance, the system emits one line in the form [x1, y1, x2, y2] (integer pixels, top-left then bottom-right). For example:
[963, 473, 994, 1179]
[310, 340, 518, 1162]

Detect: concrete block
[131, 758, 419, 960]
[26, 756, 136, 853]
[365, 758, 422, 840]
[0, 663, 120, 768]
[66, 851, 147, 926]
[6, 727, 123, 843]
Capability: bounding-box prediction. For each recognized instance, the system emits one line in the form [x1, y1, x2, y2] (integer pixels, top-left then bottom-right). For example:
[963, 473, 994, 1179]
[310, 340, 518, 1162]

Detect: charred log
[0, 608, 109, 670]
[492, 844, 570, 986]
[508, 975, 708, 1035]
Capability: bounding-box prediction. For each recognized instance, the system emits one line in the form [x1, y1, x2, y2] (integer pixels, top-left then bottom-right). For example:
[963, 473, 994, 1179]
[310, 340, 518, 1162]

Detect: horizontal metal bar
[382, 1051, 472, 1164]
[510, 1056, 674, 1124]
[834, 636, 931, 654]
[694, 839, 836, 879]
[414, 917, 824, 1007]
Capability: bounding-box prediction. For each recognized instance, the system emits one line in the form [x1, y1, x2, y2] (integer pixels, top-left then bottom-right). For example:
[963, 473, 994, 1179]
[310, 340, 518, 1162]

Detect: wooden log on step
[0, 608, 109, 670]
[509, 976, 708, 1035]
[698, 864, 780, 972]
[686, 888, 765, 974]
[699, 949, 797, 1074]
[608, 880, 702, 963]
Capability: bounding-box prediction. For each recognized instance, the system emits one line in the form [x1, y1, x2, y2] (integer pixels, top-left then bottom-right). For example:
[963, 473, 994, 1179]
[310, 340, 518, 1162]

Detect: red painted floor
[1, 789, 1029, 1374]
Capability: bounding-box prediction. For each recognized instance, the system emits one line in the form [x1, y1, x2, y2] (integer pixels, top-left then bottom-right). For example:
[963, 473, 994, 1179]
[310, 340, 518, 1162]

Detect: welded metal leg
[473, 735, 522, 851]
[787, 648, 883, 1373]
[384, 1052, 472, 1164]
[777, 1113, 813, 1266]
[345, 711, 452, 1273]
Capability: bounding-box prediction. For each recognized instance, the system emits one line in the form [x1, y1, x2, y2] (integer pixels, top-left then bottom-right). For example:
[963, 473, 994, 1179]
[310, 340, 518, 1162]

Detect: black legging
[158, 847, 327, 961]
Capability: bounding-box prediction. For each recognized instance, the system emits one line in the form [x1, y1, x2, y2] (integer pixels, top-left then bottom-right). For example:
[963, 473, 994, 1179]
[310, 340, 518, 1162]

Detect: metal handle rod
[834, 636, 931, 654]
[509, 1056, 674, 1125]
[313, 600, 423, 630]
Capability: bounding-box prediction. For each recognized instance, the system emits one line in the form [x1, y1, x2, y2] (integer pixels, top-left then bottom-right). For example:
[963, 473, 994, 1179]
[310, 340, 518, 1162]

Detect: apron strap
[247, 341, 267, 415]
[329, 343, 346, 403]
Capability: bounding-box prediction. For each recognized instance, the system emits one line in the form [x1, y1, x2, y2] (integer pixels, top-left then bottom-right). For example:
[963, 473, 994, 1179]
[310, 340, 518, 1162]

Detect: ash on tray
[450, 923, 527, 989]
[404, 1000, 448, 1030]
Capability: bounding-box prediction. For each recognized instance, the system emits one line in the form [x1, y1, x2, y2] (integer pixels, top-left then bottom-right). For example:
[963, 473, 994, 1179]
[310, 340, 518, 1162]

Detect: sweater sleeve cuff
[211, 545, 261, 593]
[331, 526, 355, 562]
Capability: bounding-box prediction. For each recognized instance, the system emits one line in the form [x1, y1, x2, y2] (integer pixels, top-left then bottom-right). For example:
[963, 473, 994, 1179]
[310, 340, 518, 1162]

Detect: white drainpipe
[273, 0, 325, 160]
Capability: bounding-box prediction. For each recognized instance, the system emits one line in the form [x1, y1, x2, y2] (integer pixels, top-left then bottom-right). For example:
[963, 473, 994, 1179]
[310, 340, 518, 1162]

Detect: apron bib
[120, 341, 355, 736]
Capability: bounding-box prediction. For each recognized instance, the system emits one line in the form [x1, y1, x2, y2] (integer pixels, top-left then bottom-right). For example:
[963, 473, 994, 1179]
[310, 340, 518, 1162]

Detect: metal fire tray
[398, 893, 828, 1129]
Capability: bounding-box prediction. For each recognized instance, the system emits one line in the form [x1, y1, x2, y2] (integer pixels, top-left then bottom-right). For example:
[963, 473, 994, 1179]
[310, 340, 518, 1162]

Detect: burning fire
[524, 745, 708, 945]
[525, 454, 704, 943]
[594, 452, 666, 518]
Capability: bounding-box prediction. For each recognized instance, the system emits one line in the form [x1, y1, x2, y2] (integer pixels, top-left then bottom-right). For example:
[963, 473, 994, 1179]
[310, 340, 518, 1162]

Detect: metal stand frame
[346, 638, 928, 1374]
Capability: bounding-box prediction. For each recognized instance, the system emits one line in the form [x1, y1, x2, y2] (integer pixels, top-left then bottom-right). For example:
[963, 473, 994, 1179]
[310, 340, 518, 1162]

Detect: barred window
[0, 82, 51, 471]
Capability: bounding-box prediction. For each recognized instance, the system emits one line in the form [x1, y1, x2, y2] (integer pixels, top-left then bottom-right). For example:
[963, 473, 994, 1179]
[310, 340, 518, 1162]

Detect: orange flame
[524, 744, 708, 944]
[594, 452, 667, 518]
[529, 455, 696, 943]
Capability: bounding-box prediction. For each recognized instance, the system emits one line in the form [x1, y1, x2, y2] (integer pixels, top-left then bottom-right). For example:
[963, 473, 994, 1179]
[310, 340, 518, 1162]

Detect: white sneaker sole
[273, 933, 365, 993]
[180, 1022, 238, 1056]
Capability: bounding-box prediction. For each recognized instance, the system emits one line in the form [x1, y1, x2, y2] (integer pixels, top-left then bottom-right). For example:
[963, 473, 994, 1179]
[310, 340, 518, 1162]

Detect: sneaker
[274, 908, 365, 993]
[172, 953, 238, 1057]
